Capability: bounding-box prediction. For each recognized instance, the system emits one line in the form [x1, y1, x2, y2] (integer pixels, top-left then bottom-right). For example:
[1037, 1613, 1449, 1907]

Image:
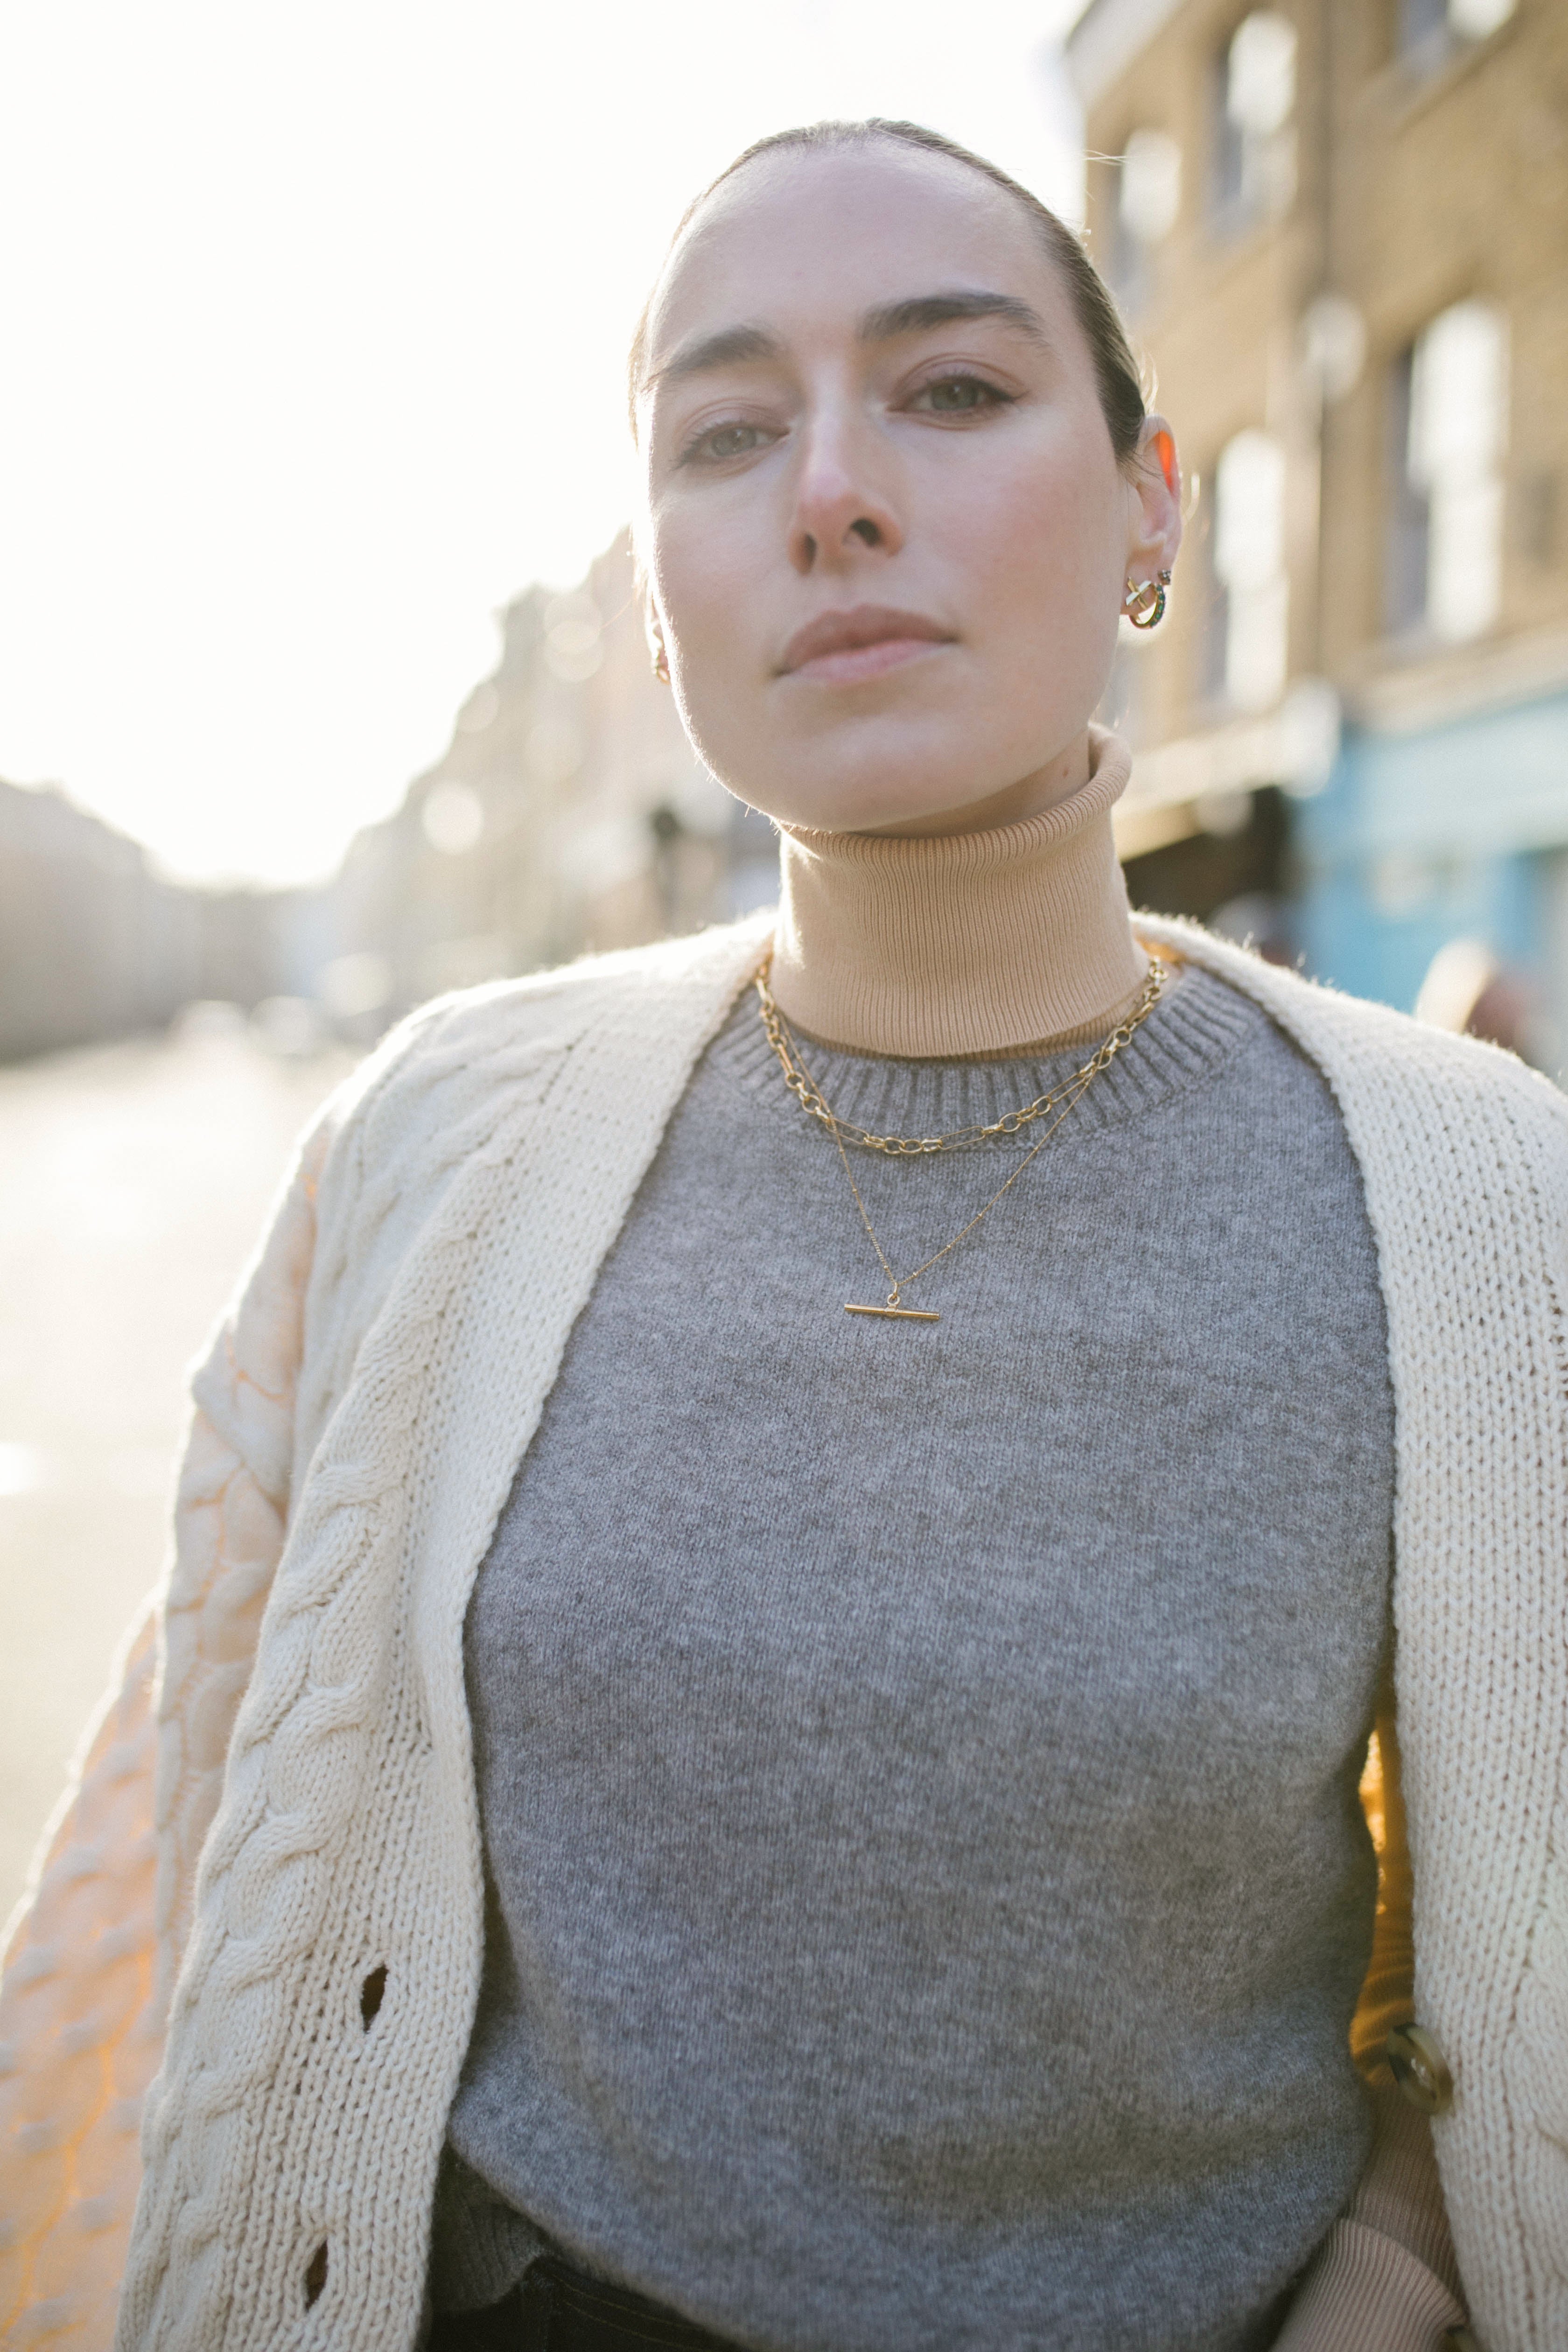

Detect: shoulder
[317, 912, 777, 1162]
[286, 913, 775, 1457]
[1141, 913, 1568, 1150]
[305, 908, 771, 1213]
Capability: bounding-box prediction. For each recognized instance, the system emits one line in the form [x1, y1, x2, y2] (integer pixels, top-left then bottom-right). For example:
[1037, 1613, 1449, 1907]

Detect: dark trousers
[429, 2255, 745, 2352]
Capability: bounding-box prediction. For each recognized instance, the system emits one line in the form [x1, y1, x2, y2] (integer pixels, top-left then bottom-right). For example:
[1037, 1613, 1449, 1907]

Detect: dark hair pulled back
[629, 117, 1148, 468]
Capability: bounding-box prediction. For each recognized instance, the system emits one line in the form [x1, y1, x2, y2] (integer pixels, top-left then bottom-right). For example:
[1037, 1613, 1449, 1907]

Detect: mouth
[777, 605, 955, 686]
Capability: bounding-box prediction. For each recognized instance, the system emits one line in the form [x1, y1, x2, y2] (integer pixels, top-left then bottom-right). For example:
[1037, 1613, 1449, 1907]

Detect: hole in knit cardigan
[360, 1965, 387, 2027]
[305, 2242, 328, 2306]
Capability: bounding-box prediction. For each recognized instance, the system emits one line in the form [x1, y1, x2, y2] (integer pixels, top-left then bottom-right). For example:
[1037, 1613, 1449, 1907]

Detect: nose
[787, 410, 904, 575]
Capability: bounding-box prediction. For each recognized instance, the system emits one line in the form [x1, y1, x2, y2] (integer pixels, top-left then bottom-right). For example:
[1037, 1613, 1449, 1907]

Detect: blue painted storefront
[1293, 683, 1568, 1013]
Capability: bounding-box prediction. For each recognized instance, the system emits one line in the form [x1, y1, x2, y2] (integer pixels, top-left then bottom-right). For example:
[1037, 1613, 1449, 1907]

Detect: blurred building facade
[0, 780, 198, 1060]
[315, 532, 775, 1038]
[0, 537, 776, 1063]
[1071, 0, 1568, 1066]
[0, 777, 346, 1063]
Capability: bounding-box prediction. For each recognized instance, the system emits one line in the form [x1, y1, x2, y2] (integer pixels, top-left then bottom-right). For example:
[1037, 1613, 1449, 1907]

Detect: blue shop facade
[1292, 681, 1568, 1072]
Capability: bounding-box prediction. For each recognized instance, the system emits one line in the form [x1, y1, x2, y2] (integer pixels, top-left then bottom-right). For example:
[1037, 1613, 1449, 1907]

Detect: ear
[1124, 414, 1183, 587]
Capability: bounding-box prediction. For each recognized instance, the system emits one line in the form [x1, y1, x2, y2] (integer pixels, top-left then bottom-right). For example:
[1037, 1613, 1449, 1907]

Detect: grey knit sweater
[432, 964, 1394, 2352]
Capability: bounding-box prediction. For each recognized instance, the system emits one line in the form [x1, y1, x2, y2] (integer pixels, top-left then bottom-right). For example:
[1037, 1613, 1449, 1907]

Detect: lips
[778, 605, 955, 684]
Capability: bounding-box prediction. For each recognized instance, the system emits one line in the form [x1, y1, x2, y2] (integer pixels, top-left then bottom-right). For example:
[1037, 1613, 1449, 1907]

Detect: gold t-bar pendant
[845, 1302, 941, 1322]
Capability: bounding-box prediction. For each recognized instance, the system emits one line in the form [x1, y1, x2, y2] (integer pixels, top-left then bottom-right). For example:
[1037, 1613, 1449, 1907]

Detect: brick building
[1070, 0, 1568, 1064]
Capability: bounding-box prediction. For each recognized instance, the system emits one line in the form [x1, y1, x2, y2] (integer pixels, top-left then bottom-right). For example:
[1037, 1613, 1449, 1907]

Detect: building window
[1111, 129, 1182, 315]
[1388, 300, 1508, 643]
[1212, 429, 1290, 711]
[1212, 11, 1298, 233]
[1194, 483, 1229, 705]
[1399, 0, 1450, 50]
[1385, 348, 1429, 637]
[1400, 0, 1515, 70]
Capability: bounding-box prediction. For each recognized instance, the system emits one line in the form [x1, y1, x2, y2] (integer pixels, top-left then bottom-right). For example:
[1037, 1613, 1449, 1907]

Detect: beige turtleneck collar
[769, 725, 1149, 1060]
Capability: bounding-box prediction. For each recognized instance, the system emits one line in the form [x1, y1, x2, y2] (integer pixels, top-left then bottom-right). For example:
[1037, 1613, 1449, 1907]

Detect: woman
[2, 119, 1563, 2352]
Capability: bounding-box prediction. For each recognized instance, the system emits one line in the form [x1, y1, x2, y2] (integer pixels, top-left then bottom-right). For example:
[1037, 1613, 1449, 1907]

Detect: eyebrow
[645, 322, 784, 392]
[643, 289, 1051, 398]
[857, 290, 1051, 345]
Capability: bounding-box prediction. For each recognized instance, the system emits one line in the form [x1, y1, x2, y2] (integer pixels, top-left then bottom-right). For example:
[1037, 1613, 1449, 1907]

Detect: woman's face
[635, 141, 1181, 838]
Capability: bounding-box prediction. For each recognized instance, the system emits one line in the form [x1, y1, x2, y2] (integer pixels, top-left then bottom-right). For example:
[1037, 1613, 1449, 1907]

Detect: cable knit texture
[0, 1610, 160, 2348]
[0, 1110, 333, 2352]
[770, 725, 1148, 1056]
[0, 909, 1564, 2352]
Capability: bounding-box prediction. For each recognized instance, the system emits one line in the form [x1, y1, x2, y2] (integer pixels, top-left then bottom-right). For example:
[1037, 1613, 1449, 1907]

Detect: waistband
[429, 2253, 747, 2352]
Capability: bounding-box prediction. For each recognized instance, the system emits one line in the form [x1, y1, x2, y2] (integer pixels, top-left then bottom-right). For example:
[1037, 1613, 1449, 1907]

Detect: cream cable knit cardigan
[0, 910, 1565, 2352]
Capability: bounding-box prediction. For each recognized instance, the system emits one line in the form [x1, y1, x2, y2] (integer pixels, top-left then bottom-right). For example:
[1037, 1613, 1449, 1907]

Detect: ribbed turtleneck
[769, 725, 1148, 1059]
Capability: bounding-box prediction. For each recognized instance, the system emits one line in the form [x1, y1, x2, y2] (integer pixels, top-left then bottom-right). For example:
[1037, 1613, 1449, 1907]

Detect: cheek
[943, 434, 1124, 624]
[931, 437, 1126, 741]
[644, 496, 770, 778]
[648, 489, 762, 670]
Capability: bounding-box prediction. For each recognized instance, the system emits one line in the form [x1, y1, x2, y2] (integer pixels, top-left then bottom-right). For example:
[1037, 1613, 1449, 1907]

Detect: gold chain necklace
[755, 954, 1166, 1321]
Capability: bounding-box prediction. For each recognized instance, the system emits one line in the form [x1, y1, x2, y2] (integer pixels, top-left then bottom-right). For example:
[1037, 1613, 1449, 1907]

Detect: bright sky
[0, 2, 1086, 886]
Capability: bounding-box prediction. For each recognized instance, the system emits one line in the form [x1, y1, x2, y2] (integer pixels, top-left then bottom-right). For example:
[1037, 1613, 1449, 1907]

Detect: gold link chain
[754, 953, 1167, 1155]
[754, 951, 1168, 1316]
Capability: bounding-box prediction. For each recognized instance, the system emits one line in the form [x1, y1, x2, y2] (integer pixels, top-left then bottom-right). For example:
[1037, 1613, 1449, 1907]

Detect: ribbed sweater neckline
[769, 724, 1148, 1059]
[713, 961, 1259, 1153]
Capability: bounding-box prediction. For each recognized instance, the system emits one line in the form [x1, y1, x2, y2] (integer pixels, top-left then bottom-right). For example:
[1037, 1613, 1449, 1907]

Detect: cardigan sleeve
[1272, 1696, 1467, 2351]
[0, 1114, 330, 2351]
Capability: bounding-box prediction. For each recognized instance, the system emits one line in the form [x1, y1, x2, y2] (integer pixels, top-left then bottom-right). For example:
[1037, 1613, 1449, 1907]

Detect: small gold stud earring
[651, 644, 671, 683]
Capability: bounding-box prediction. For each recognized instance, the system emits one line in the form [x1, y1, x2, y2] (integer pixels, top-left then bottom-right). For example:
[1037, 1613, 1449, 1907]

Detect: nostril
[850, 518, 881, 547]
[360, 1966, 386, 2027]
[305, 2241, 328, 2306]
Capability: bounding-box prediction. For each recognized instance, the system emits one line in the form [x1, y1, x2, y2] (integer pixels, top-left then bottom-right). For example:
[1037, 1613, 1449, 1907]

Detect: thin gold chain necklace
[755, 953, 1166, 1321]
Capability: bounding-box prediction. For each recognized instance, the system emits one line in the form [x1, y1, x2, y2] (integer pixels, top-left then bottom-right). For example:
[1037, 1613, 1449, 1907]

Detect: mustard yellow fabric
[1355, 1692, 1418, 2083]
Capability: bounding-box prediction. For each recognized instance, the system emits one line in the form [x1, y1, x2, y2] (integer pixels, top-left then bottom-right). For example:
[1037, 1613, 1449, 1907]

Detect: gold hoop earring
[1123, 570, 1171, 631]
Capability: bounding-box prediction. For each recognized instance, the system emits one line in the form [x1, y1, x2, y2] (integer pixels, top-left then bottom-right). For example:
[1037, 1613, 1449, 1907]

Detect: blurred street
[0, 1019, 354, 1923]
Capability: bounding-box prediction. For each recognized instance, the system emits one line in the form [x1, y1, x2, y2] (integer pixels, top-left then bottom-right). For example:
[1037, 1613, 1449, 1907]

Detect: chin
[712, 722, 1021, 838]
[772, 753, 1040, 837]
[795, 788, 984, 834]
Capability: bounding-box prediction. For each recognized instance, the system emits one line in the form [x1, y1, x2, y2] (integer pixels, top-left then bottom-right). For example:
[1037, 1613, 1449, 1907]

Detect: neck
[769, 726, 1148, 1059]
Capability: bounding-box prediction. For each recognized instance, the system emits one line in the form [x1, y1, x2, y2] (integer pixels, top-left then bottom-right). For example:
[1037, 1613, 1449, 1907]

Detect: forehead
[644, 143, 1067, 365]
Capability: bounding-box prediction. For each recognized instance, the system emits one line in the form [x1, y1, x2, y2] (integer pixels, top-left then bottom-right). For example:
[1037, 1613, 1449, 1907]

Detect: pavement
[0, 1016, 355, 1927]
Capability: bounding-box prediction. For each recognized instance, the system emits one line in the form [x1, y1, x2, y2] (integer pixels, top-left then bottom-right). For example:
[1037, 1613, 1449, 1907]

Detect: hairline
[630, 131, 1051, 421]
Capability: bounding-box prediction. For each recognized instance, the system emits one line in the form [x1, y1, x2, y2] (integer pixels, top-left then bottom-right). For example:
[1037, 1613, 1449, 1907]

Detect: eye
[909, 375, 1014, 418]
[679, 420, 778, 467]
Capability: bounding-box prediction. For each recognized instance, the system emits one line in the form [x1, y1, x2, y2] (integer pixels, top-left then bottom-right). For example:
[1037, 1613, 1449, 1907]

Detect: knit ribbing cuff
[427, 2146, 547, 2313]
[1272, 2220, 1466, 2352]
